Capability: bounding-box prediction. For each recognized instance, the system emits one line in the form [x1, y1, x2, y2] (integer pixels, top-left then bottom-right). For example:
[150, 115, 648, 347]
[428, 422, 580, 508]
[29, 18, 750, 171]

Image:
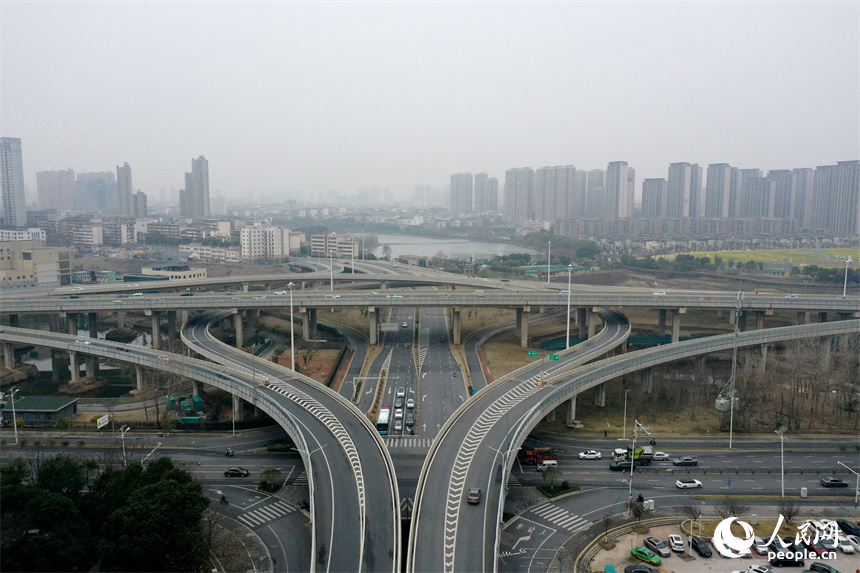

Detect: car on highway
[440, 335, 446, 342]
[624, 565, 658, 573]
[386, 294, 403, 298]
[394, 408, 403, 419]
[673, 456, 698, 466]
[252, 296, 267, 300]
[473, 290, 484, 296]
[651, 451, 670, 461]
[467, 488, 481, 504]
[406, 398, 415, 409]
[402, 321, 408, 328]
[652, 291, 666, 295]
[396, 387, 405, 397]
[394, 396, 404, 408]
[667, 534, 685, 552]
[224, 467, 250, 477]
[578, 450, 602, 460]
[274, 290, 287, 295]
[675, 478, 702, 489]
[643, 537, 671, 558]
[72, 286, 83, 290]
[154, 298, 165, 302]
[180, 292, 193, 296]
[609, 460, 634, 471]
[630, 547, 661, 566]
[689, 535, 712, 558]
[820, 477, 848, 487]
[74, 339, 91, 345]
[394, 419, 403, 432]
[837, 519, 860, 536]
[112, 299, 123, 303]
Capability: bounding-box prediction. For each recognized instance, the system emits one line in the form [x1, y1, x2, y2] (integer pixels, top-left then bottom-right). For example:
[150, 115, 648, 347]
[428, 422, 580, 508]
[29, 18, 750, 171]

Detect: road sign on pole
[549, 354, 559, 361]
[527, 351, 538, 358]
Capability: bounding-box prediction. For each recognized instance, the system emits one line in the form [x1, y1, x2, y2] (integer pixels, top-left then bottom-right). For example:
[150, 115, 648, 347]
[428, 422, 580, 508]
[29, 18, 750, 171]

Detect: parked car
[630, 547, 661, 566]
[643, 537, 671, 558]
[624, 565, 658, 573]
[578, 450, 602, 460]
[837, 519, 860, 536]
[744, 566, 772, 573]
[689, 535, 712, 558]
[667, 534, 685, 552]
[651, 451, 670, 461]
[467, 488, 481, 504]
[180, 292, 194, 296]
[675, 478, 702, 489]
[752, 536, 769, 555]
[224, 467, 250, 477]
[785, 293, 799, 298]
[673, 456, 698, 466]
[846, 535, 860, 552]
[820, 477, 848, 488]
[802, 538, 828, 557]
[805, 562, 841, 573]
[837, 536, 855, 554]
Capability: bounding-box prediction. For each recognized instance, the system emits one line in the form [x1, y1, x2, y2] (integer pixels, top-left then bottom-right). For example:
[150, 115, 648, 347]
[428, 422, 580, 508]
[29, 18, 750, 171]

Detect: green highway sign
[527, 351, 538, 358]
[549, 354, 560, 361]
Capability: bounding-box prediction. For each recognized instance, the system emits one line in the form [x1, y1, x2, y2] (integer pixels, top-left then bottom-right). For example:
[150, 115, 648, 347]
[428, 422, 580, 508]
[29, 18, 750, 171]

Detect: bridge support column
[135, 365, 143, 391]
[166, 311, 176, 339]
[517, 306, 530, 347]
[301, 308, 310, 341]
[192, 380, 202, 397]
[381, 281, 387, 290]
[232, 395, 245, 422]
[8, 313, 18, 327]
[246, 310, 257, 340]
[242, 283, 249, 293]
[150, 312, 161, 350]
[755, 311, 765, 330]
[180, 310, 188, 328]
[657, 309, 666, 336]
[822, 340, 831, 371]
[795, 311, 807, 325]
[88, 312, 98, 338]
[545, 407, 556, 422]
[452, 307, 461, 345]
[818, 311, 827, 323]
[593, 382, 606, 407]
[307, 308, 317, 339]
[2, 343, 13, 366]
[68, 351, 79, 381]
[587, 308, 597, 339]
[67, 312, 78, 335]
[368, 307, 378, 345]
[233, 311, 244, 348]
[671, 309, 682, 343]
[85, 355, 95, 378]
[738, 311, 747, 331]
[117, 311, 126, 329]
[578, 308, 587, 338]
[565, 395, 577, 427]
[758, 344, 768, 374]
[641, 368, 653, 393]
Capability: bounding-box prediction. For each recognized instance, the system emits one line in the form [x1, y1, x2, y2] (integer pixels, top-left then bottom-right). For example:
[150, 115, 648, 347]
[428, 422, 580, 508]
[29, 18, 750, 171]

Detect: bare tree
[778, 498, 800, 525]
[300, 347, 317, 369]
[715, 497, 751, 520]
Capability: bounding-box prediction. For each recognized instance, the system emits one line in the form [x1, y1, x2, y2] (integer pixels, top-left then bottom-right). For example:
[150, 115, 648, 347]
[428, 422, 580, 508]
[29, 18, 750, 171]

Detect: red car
[440, 335, 447, 343]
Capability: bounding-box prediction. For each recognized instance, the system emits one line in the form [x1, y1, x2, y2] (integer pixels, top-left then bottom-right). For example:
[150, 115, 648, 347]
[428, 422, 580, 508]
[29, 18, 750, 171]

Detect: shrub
[62, 441, 70, 446]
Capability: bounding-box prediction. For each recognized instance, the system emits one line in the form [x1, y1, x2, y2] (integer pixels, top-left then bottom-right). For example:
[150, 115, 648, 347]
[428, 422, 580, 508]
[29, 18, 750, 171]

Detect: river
[367, 234, 536, 261]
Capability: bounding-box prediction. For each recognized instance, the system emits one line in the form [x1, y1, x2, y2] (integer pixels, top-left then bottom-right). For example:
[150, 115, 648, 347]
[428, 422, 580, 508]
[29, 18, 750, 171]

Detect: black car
[624, 565, 658, 573]
[807, 562, 842, 573]
[837, 518, 860, 536]
[224, 466, 250, 477]
[609, 460, 634, 471]
[690, 535, 711, 558]
[180, 292, 194, 296]
[673, 456, 698, 466]
[820, 477, 848, 488]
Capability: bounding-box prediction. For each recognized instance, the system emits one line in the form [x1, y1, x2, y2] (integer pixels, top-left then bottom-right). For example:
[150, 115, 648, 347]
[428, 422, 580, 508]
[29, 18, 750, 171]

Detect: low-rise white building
[240, 225, 290, 260]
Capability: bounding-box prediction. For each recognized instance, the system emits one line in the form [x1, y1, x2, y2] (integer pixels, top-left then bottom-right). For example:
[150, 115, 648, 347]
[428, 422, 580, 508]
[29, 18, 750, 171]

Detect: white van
[536, 460, 558, 472]
[131, 293, 144, 298]
[324, 294, 340, 299]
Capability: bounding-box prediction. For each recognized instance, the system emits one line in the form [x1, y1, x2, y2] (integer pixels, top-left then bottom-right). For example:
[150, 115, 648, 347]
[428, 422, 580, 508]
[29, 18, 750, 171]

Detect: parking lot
[591, 525, 860, 572]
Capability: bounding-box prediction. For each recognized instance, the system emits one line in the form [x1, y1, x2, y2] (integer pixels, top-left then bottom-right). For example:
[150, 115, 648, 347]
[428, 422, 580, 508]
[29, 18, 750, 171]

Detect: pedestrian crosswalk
[530, 503, 590, 533]
[237, 500, 297, 528]
[292, 471, 308, 486]
[384, 436, 433, 448]
[507, 474, 521, 487]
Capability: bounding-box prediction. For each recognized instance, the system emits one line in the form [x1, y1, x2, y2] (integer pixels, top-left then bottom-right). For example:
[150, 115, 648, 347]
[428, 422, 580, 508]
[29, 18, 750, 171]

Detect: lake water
[369, 234, 537, 261]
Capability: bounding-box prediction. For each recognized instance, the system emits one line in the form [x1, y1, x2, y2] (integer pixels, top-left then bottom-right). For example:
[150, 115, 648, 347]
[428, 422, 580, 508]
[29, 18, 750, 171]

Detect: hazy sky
[3, 2, 858, 203]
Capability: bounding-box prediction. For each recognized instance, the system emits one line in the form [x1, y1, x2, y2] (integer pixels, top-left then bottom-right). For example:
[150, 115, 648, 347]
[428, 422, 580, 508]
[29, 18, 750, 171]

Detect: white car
[838, 536, 855, 553]
[402, 322, 409, 328]
[752, 536, 769, 555]
[846, 535, 860, 552]
[675, 478, 702, 489]
[745, 566, 772, 573]
[653, 291, 666, 295]
[274, 290, 287, 295]
[668, 534, 685, 552]
[652, 451, 670, 461]
[578, 450, 601, 460]
[406, 398, 415, 409]
[785, 293, 798, 298]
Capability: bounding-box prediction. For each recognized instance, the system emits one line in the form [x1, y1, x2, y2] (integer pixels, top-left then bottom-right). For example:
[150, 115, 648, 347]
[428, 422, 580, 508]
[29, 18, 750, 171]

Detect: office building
[180, 155, 210, 219]
[0, 137, 26, 228]
[450, 173, 473, 215]
[310, 231, 358, 258]
[0, 239, 71, 288]
[37, 169, 76, 212]
[117, 162, 133, 216]
[75, 172, 117, 213]
[641, 178, 668, 218]
[705, 163, 732, 218]
[133, 191, 148, 217]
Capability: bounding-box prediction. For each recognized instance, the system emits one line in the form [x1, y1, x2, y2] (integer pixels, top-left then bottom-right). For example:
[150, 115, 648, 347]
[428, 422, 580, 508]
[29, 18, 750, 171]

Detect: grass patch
[536, 485, 580, 498]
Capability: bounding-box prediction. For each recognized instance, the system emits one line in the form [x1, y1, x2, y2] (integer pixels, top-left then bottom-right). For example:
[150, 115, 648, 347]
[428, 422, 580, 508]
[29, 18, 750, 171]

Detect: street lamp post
[843, 258, 851, 298]
[547, 241, 551, 284]
[288, 282, 296, 371]
[120, 425, 130, 467]
[566, 264, 572, 349]
[775, 426, 787, 497]
[10, 387, 20, 444]
[329, 250, 334, 291]
[622, 389, 631, 440]
[837, 461, 860, 508]
[349, 236, 355, 274]
[729, 290, 743, 450]
[627, 419, 651, 507]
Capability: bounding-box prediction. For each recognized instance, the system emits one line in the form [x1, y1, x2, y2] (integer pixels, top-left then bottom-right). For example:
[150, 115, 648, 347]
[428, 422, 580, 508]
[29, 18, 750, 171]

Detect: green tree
[98, 478, 209, 572]
[260, 468, 282, 491]
[37, 454, 87, 500]
[1, 457, 30, 487]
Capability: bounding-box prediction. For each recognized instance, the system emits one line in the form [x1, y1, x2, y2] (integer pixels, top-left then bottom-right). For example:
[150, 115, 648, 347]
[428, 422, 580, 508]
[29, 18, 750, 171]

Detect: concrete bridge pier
[587, 307, 598, 339]
[381, 281, 388, 290]
[758, 344, 768, 374]
[2, 342, 13, 366]
[135, 365, 143, 391]
[565, 395, 577, 427]
[516, 306, 530, 347]
[85, 355, 95, 378]
[545, 407, 556, 422]
[369, 307, 378, 345]
[166, 311, 177, 339]
[755, 311, 766, 330]
[308, 308, 317, 339]
[117, 311, 126, 329]
[8, 313, 18, 328]
[452, 307, 461, 345]
[180, 310, 188, 328]
[578, 308, 587, 338]
[796, 311, 808, 325]
[233, 311, 244, 348]
[738, 311, 747, 331]
[670, 308, 684, 343]
[192, 380, 202, 396]
[68, 350, 79, 381]
[88, 312, 98, 338]
[818, 311, 828, 323]
[65, 312, 78, 335]
[658, 309, 667, 336]
[593, 382, 606, 407]
[232, 395, 245, 422]
[242, 283, 249, 293]
[150, 311, 161, 350]
[641, 368, 653, 393]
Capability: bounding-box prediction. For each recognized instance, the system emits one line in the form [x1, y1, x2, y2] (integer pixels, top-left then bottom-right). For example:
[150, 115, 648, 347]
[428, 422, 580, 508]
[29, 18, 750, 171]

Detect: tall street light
[10, 387, 19, 444]
[837, 461, 860, 508]
[546, 241, 551, 284]
[775, 426, 787, 497]
[120, 425, 130, 467]
[843, 257, 852, 298]
[350, 236, 355, 274]
[565, 263, 572, 348]
[627, 419, 651, 507]
[288, 282, 296, 371]
[622, 389, 631, 440]
[729, 290, 743, 449]
[329, 250, 334, 291]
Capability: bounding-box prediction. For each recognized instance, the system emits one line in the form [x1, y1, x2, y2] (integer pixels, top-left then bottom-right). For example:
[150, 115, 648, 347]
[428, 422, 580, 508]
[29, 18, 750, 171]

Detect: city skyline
[2, 3, 857, 202]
